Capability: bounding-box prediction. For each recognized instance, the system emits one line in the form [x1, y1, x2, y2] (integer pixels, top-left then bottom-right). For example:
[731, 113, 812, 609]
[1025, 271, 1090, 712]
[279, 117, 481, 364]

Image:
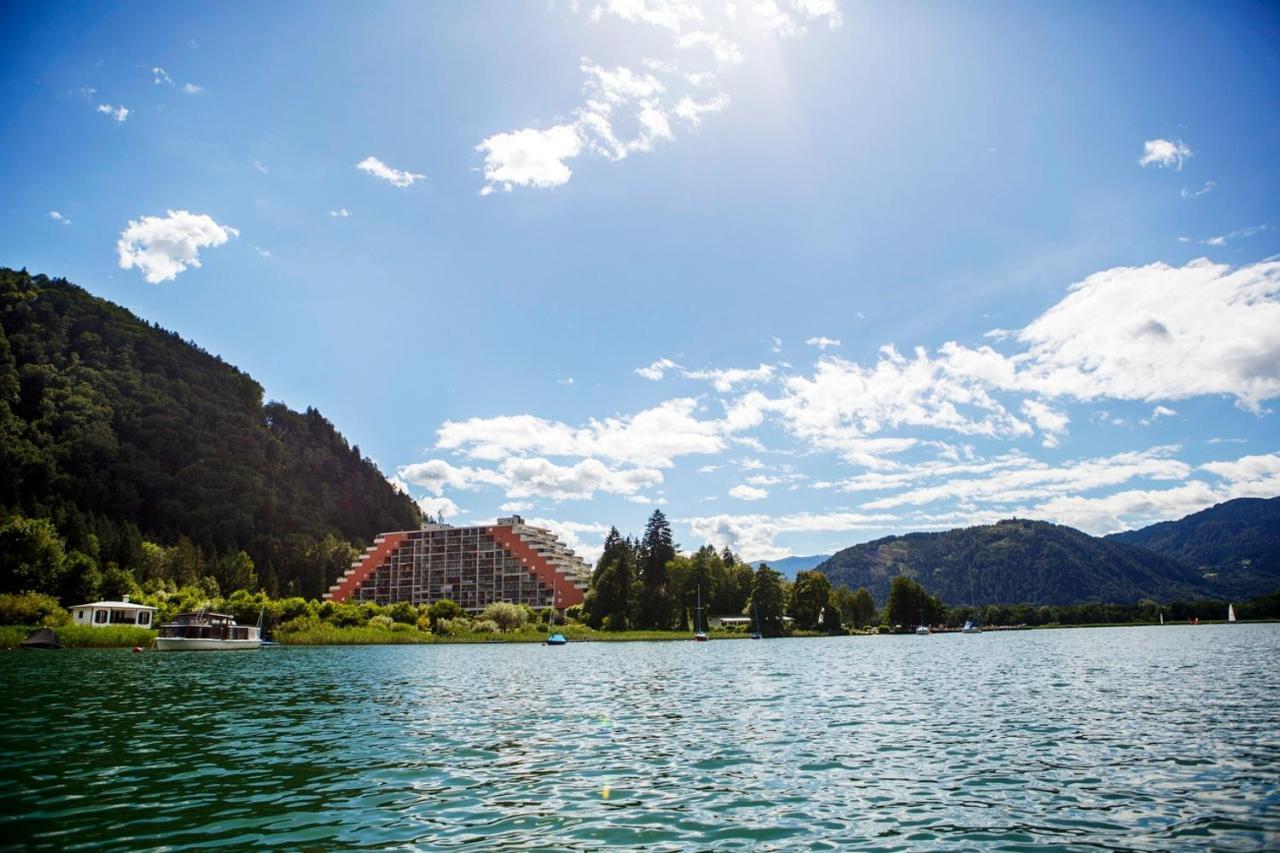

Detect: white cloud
[398, 455, 663, 502]
[48, 210, 71, 225]
[436, 397, 734, 468]
[254, 160, 269, 174]
[386, 476, 411, 496]
[1020, 399, 1070, 448]
[729, 483, 768, 500]
[1013, 258, 1280, 411]
[151, 67, 172, 85]
[97, 104, 129, 122]
[682, 363, 775, 392]
[1139, 138, 1192, 170]
[253, 246, 271, 258]
[1200, 452, 1280, 497]
[116, 210, 238, 284]
[478, 1, 840, 192]
[558, 377, 576, 386]
[1181, 180, 1215, 199]
[499, 501, 534, 512]
[477, 124, 583, 193]
[673, 93, 731, 127]
[674, 30, 743, 64]
[526, 517, 611, 564]
[861, 446, 1192, 512]
[805, 336, 842, 350]
[1202, 225, 1266, 247]
[1152, 405, 1177, 419]
[356, 156, 426, 188]
[1026, 481, 1222, 536]
[417, 496, 461, 519]
[683, 509, 893, 562]
[182, 82, 205, 94]
[636, 357, 681, 380]
[593, 0, 704, 30]
[329, 208, 350, 217]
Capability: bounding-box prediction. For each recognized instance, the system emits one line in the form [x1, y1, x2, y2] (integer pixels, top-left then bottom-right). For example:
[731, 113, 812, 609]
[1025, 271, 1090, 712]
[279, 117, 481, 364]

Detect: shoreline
[6, 619, 1276, 649]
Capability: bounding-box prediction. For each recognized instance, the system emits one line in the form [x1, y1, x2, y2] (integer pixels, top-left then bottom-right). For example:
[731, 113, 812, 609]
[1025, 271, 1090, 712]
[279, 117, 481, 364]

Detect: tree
[427, 598, 464, 628]
[822, 590, 845, 634]
[885, 575, 945, 631]
[637, 509, 676, 628]
[788, 569, 833, 630]
[748, 564, 787, 637]
[585, 549, 635, 630]
[481, 602, 527, 632]
[0, 515, 67, 595]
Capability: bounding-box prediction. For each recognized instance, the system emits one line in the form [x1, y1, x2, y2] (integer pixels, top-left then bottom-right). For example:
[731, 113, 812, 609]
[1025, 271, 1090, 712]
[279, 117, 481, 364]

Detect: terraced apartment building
[324, 516, 591, 612]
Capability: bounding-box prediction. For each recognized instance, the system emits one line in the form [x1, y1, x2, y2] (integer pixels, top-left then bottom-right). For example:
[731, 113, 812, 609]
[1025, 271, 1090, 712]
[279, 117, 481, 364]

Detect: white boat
[915, 625, 931, 636]
[961, 620, 981, 634]
[1228, 604, 1237, 623]
[155, 610, 261, 651]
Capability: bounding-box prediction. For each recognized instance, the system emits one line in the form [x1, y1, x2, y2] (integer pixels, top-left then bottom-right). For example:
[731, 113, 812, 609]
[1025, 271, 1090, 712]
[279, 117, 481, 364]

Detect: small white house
[70, 596, 158, 628]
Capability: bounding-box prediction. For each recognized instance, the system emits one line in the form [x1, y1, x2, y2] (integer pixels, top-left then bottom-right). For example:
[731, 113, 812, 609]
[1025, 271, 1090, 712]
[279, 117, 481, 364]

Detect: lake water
[2, 625, 1278, 850]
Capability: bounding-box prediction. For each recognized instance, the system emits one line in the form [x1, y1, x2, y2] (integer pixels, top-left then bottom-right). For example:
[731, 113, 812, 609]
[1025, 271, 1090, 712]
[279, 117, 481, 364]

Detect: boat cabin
[70, 597, 157, 628]
[159, 611, 257, 641]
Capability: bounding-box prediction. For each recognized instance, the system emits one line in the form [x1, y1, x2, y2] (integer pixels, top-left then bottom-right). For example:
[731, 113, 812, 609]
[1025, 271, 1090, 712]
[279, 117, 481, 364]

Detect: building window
[138, 611, 151, 626]
[94, 609, 107, 624]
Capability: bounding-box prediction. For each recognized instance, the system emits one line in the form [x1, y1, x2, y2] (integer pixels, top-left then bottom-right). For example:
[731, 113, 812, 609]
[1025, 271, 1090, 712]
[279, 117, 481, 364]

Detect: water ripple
[2, 624, 1278, 850]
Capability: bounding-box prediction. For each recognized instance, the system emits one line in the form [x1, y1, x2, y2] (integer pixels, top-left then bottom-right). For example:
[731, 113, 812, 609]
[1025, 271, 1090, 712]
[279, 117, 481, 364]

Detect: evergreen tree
[748, 563, 787, 637]
[637, 509, 675, 628]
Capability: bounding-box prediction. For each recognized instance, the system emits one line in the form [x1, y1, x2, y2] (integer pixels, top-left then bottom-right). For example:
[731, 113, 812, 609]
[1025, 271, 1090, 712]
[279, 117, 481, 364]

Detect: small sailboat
[1228, 604, 1237, 623]
[1160, 611, 1164, 626]
[750, 600, 762, 640]
[694, 584, 709, 641]
[915, 606, 930, 636]
[546, 632, 567, 645]
[545, 578, 567, 644]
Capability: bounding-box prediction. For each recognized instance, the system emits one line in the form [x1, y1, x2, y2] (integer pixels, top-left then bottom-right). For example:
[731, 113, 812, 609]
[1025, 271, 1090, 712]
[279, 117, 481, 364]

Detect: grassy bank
[274, 624, 761, 645]
[1, 624, 158, 649]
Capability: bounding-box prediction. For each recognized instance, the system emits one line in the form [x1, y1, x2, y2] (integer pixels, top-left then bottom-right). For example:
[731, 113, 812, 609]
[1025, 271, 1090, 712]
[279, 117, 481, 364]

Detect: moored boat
[546, 633, 567, 645]
[155, 610, 260, 651]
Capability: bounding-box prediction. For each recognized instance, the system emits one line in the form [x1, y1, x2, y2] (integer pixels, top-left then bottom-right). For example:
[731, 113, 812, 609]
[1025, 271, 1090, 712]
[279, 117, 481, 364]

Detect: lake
[2, 625, 1278, 850]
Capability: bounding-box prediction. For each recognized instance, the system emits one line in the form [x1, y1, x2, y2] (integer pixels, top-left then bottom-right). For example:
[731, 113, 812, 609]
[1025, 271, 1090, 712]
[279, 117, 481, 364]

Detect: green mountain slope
[1108, 497, 1280, 598]
[816, 518, 1209, 606]
[0, 268, 419, 598]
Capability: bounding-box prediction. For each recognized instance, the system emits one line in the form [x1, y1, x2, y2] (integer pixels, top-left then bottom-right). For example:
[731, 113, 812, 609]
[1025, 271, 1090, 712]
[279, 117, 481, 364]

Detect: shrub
[565, 604, 584, 623]
[387, 601, 418, 624]
[391, 621, 414, 632]
[434, 617, 469, 637]
[416, 615, 432, 632]
[472, 619, 500, 634]
[427, 599, 464, 625]
[368, 614, 394, 630]
[482, 602, 526, 632]
[0, 592, 69, 626]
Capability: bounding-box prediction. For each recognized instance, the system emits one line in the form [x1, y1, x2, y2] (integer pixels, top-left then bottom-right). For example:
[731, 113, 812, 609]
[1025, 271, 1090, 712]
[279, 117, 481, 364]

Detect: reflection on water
[2, 625, 1278, 849]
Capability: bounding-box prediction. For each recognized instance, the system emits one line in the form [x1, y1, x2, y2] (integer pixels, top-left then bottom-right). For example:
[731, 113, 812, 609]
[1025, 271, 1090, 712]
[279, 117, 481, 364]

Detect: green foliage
[585, 547, 635, 630]
[820, 518, 1210, 607]
[0, 592, 69, 626]
[481, 601, 527, 632]
[368, 614, 394, 630]
[884, 576, 946, 631]
[787, 570, 832, 631]
[748, 564, 787, 637]
[637, 509, 676, 628]
[387, 601, 418, 624]
[0, 268, 419, 603]
[427, 598, 464, 629]
[0, 515, 66, 596]
[1108, 496, 1280, 598]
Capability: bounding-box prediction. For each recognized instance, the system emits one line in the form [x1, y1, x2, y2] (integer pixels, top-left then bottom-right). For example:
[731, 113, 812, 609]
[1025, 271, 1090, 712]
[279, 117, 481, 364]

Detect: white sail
[1160, 612, 1164, 626]
[1228, 604, 1237, 623]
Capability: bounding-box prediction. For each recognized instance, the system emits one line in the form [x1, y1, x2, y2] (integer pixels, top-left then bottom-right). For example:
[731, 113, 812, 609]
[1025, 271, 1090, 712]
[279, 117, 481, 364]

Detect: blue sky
[2, 0, 1278, 562]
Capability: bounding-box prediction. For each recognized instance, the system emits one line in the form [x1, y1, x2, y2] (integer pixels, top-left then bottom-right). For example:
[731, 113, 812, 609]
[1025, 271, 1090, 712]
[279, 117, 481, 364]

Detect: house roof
[71, 600, 157, 611]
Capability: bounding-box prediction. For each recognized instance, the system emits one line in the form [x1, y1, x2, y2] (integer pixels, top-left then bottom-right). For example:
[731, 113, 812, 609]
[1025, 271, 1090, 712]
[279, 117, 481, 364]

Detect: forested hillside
[816, 518, 1209, 606]
[0, 268, 419, 600]
[1108, 497, 1280, 598]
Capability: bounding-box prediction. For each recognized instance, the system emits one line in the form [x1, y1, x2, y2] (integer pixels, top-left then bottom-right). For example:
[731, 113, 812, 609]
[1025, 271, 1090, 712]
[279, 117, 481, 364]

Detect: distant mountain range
[815, 518, 1208, 607]
[1107, 496, 1280, 599]
[752, 554, 831, 580]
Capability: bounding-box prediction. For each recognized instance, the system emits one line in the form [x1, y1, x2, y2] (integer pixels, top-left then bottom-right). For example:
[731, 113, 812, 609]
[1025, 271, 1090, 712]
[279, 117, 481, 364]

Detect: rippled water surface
[3, 625, 1278, 850]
